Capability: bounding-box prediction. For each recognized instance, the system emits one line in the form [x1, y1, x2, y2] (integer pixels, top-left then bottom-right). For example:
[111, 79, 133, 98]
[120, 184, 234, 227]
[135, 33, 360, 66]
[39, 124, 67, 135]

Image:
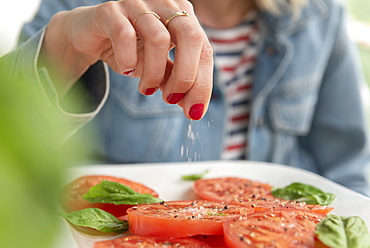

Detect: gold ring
[164, 11, 191, 27]
[133, 11, 160, 25]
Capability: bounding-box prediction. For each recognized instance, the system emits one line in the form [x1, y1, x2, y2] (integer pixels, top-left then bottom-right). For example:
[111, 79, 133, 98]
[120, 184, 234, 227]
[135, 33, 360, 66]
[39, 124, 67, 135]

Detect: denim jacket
[2, 0, 369, 195]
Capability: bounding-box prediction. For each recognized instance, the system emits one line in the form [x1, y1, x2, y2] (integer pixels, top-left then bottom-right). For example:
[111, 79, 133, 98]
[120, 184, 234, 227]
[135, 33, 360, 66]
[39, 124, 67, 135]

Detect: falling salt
[181, 120, 201, 162]
[180, 145, 184, 157]
[187, 122, 196, 144]
[207, 116, 214, 128]
[181, 116, 213, 162]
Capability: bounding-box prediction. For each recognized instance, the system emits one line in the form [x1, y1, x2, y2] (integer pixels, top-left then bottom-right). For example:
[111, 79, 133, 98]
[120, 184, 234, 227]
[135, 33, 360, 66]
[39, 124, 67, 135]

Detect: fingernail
[123, 69, 135, 76]
[144, 87, 158, 95]
[167, 93, 185, 104]
[189, 103, 204, 120]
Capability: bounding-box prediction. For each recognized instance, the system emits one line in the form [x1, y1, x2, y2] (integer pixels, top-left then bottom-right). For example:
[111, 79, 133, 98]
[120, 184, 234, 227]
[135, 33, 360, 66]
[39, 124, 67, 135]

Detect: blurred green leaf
[346, 0, 370, 25]
[0, 60, 85, 248]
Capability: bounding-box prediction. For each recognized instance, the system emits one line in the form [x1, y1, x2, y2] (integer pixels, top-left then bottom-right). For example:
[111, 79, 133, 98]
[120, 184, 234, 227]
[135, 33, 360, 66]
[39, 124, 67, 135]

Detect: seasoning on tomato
[193, 177, 273, 202]
[223, 209, 326, 247]
[127, 200, 254, 238]
[61, 175, 159, 217]
[233, 195, 334, 215]
[93, 235, 212, 248]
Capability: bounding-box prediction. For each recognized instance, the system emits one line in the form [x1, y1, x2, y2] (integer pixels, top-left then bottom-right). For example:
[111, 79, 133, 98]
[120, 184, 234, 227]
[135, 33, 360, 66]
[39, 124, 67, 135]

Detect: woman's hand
[41, 0, 213, 120]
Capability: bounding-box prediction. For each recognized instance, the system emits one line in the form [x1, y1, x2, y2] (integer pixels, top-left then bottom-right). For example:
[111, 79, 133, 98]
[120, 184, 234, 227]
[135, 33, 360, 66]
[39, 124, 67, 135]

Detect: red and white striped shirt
[205, 12, 259, 160]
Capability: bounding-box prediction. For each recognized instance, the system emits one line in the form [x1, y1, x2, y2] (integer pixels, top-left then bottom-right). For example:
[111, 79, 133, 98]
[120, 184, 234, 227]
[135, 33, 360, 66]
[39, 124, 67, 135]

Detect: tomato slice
[127, 200, 254, 238]
[61, 175, 159, 217]
[193, 178, 333, 215]
[232, 195, 334, 215]
[314, 238, 332, 248]
[193, 177, 273, 202]
[191, 235, 225, 248]
[93, 235, 211, 248]
[223, 209, 325, 248]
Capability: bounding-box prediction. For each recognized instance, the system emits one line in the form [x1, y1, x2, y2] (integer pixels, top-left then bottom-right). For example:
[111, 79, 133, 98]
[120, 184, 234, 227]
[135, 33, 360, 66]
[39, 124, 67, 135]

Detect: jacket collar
[250, 0, 330, 106]
[259, 0, 329, 34]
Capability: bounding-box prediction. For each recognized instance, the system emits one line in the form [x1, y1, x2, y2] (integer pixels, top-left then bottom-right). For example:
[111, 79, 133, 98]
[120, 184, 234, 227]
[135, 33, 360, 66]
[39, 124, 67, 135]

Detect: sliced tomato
[223, 209, 325, 248]
[127, 200, 254, 238]
[314, 237, 332, 248]
[191, 235, 225, 248]
[193, 178, 333, 215]
[193, 177, 273, 202]
[61, 175, 159, 217]
[93, 235, 212, 248]
[233, 195, 334, 215]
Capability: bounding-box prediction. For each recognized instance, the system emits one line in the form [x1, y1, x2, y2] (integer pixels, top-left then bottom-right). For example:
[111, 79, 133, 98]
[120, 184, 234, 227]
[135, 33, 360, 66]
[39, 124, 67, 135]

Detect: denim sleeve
[0, 18, 109, 142]
[299, 2, 370, 196]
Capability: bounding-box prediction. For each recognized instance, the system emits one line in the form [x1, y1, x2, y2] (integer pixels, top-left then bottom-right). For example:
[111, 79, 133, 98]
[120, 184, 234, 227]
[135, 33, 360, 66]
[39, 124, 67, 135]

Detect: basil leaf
[181, 169, 210, 181]
[207, 213, 229, 216]
[271, 182, 335, 205]
[82, 180, 162, 205]
[315, 214, 370, 248]
[58, 208, 128, 233]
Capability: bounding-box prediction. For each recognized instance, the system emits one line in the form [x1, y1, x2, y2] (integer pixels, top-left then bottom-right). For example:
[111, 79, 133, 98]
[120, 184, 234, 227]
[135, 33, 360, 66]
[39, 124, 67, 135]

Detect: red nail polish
[167, 93, 185, 104]
[144, 87, 158, 95]
[189, 103, 204, 120]
[123, 69, 135, 76]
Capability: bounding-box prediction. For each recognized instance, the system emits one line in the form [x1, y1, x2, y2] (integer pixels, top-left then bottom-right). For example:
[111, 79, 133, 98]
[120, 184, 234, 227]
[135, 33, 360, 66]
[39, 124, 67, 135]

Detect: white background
[0, 0, 41, 56]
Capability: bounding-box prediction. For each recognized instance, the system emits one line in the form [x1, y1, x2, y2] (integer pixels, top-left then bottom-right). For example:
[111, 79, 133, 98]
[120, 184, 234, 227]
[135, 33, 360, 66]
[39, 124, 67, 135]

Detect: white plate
[55, 160, 370, 248]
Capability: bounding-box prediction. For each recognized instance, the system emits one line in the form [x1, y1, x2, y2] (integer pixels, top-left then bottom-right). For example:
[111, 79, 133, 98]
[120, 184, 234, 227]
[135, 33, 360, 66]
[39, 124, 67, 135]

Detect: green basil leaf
[82, 180, 162, 205]
[271, 182, 335, 205]
[58, 208, 128, 233]
[181, 169, 210, 181]
[315, 214, 370, 248]
[207, 213, 229, 216]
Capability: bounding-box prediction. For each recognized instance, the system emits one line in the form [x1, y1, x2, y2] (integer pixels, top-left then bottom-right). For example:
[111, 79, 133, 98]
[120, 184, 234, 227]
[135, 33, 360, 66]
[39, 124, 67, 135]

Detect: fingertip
[123, 68, 136, 76]
[167, 93, 185, 104]
[143, 87, 159, 96]
[188, 103, 205, 121]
